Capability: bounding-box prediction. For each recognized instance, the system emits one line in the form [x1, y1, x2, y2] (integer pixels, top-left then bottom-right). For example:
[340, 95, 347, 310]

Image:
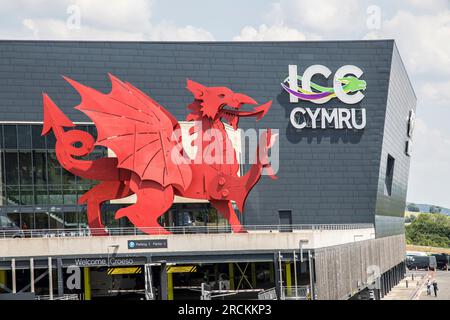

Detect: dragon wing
[64, 74, 192, 191]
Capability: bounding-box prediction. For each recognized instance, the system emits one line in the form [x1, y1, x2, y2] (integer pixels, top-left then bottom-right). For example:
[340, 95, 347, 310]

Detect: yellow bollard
[167, 272, 174, 300]
[285, 262, 292, 297]
[83, 268, 91, 300]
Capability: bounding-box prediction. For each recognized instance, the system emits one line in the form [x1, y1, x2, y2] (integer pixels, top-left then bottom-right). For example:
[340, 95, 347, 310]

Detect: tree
[406, 213, 450, 248]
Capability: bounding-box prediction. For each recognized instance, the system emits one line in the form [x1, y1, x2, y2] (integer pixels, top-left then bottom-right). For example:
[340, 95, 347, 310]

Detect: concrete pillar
[228, 263, 235, 290]
[83, 267, 91, 300]
[160, 263, 168, 300]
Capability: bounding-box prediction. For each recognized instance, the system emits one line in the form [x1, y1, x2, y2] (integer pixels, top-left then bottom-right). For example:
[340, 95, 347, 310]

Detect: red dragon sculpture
[42, 74, 276, 235]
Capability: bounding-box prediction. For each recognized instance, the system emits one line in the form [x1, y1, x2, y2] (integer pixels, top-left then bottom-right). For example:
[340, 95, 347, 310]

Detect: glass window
[32, 125, 46, 149]
[19, 151, 33, 185]
[64, 211, 78, 229]
[33, 151, 47, 185]
[17, 125, 32, 149]
[46, 131, 56, 150]
[62, 169, 76, 186]
[49, 212, 64, 229]
[4, 152, 19, 185]
[21, 212, 35, 230]
[0, 125, 3, 149]
[3, 125, 17, 149]
[20, 185, 34, 205]
[48, 185, 63, 204]
[47, 152, 61, 184]
[34, 185, 48, 205]
[78, 207, 87, 228]
[5, 186, 20, 205]
[385, 154, 395, 196]
[6, 212, 20, 228]
[63, 188, 77, 204]
[35, 212, 49, 229]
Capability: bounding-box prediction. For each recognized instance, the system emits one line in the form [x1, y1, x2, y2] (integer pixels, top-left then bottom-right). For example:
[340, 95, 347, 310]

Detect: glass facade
[0, 123, 228, 231]
[0, 124, 106, 230]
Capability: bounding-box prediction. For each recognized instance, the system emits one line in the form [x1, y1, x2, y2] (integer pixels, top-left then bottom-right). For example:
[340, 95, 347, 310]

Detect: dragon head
[186, 79, 272, 129]
[338, 76, 367, 93]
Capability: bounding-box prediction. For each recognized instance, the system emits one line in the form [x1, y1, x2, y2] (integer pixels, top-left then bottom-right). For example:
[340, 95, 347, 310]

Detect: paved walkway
[382, 271, 429, 300]
[417, 271, 450, 300]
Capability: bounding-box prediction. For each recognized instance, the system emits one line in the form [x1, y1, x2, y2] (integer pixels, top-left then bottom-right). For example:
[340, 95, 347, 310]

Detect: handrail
[0, 223, 374, 239]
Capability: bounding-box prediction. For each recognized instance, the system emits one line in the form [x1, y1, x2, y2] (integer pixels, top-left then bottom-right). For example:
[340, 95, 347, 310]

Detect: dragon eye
[218, 94, 225, 98]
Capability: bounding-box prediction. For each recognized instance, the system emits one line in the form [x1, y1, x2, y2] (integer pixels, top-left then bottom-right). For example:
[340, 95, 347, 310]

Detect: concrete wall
[0, 227, 374, 259]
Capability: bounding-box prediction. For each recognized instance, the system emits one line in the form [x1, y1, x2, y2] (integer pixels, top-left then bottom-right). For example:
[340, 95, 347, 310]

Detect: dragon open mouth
[220, 101, 272, 130]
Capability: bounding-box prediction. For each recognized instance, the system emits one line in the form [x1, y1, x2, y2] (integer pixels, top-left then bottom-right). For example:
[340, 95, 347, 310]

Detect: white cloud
[265, 0, 363, 36]
[233, 24, 307, 41]
[150, 23, 214, 41]
[364, 10, 450, 75]
[0, 0, 214, 41]
[408, 118, 450, 208]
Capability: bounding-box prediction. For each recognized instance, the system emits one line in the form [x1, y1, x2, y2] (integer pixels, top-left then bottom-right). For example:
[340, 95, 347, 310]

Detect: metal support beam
[228, 263, 234, 290]
[160, 262, 168, 300]
[293, 250, 298, 300]
[251, 263, 257, 289]
[30, 258, 35, 293]
[274, 252, 282, 299]
[11, 259, 16, 294]
[48, 257, 53, 300]
[57, 258, 63, 297]
[308, 250, 315, 300]
[19, 270, 48, 293]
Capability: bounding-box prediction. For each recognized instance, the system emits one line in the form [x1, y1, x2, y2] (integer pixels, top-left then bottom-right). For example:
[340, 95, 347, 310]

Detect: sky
[0, 0, 449, 208]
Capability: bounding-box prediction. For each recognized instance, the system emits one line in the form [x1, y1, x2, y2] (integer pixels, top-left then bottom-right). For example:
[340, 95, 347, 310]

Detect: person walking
[432, 280, 438, 297]
[426, 279, 431, 296]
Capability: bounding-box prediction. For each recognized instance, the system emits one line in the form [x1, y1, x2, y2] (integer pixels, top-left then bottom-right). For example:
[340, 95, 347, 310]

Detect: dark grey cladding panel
[0, 40, 410, 232]
[374, 44, 416, 237]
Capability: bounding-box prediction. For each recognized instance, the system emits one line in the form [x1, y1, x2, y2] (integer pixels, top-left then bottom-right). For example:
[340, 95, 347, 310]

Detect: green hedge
[406, 213, 450, 248]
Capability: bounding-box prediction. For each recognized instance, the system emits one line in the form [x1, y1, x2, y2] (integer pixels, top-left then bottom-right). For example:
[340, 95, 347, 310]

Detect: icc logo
[129, 241, 136, 248]
[282, 65, 367, 105]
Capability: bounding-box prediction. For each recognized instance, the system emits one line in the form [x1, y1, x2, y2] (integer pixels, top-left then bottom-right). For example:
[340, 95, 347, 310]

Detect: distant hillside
[407, 203, 450, 215]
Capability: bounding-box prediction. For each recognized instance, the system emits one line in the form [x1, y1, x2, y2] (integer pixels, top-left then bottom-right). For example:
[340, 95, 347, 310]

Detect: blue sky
[1, 0, 450, 208]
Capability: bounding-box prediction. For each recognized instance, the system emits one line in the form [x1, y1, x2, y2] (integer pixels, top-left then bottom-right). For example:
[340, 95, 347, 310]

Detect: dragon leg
[78, 180, 132, 236]
[210, 200, 247, 233]
[115, 174, 174, 235]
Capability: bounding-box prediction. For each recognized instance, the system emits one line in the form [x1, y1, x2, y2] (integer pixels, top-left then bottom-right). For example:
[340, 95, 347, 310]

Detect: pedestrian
[432, 280, 438, 297]
[426, 279, 431, 296]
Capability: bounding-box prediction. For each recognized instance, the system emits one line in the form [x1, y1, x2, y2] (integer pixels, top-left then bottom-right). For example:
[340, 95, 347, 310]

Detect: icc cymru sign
[282, 65, 367, 130]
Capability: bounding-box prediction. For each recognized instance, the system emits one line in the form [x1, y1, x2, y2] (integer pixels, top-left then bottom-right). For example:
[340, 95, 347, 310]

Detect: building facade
[0, 40, 415, 300]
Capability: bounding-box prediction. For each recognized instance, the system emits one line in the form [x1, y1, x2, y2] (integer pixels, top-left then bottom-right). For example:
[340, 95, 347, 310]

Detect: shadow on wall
[276, 91, 364, 145]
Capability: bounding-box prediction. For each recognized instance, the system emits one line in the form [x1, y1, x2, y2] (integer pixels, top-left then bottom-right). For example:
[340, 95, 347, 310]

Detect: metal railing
[258, 285, 315, 300]
[0, 223, 374, 239]
[36, 294, 80, 300]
